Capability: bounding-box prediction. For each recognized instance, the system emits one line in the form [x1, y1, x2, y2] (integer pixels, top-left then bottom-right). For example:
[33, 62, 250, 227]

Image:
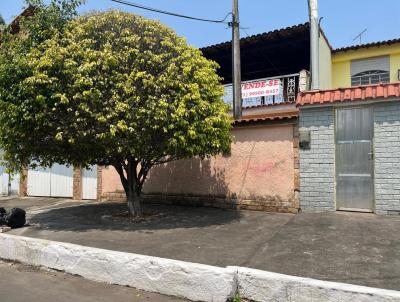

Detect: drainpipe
[308, 0, 320, 90]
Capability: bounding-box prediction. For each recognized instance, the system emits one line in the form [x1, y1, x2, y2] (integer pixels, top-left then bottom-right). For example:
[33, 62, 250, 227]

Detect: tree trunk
[113, 160, 147, 218]
[127, 190, 142, 217]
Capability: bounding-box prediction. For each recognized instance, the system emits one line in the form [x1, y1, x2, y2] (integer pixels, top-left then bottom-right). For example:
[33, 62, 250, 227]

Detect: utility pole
[232, 0, 242, 120]
[308, 0, 320, 90]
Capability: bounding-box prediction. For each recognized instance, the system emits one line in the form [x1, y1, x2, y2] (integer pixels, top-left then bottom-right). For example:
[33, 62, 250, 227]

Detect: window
[351, 70, 390, 86]
[350, 56, 390, 86]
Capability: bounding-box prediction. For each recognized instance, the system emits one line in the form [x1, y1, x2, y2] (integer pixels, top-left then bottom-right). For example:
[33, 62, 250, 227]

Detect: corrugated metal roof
[297, 83, 400, 106]
[201, 23, 309, 52]
[201, 23, 310, 84]
[333, 38, 400, 53]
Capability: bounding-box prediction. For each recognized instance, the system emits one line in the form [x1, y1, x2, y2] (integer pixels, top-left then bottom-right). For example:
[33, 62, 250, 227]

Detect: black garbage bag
[0, 207, 6, 226]
[6, 208, 26, 229]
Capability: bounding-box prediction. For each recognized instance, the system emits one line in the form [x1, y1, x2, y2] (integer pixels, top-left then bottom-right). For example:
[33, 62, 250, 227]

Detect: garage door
[82, 165, 97, 200]
[0, 170, 20, 196]
[9, 174, 20, 195]
[27, 164, 73, 198]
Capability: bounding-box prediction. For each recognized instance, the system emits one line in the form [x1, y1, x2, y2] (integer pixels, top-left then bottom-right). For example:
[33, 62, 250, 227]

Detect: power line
[110, 0, 231, 24]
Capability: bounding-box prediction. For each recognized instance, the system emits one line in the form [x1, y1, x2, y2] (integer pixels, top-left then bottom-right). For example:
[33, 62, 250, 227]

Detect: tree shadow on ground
[27, 158, 241, 232]
[27, 202, 242, 232]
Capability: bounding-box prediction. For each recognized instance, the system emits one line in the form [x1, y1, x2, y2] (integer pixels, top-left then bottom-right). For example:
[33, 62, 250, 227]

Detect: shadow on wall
[99, 124, 296, 212]
[143, 157, 231, 199]
[142, 125, 295, 209]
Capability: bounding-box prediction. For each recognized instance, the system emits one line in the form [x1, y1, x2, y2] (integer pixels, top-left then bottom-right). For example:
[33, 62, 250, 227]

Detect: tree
[0, 11, 232, 216]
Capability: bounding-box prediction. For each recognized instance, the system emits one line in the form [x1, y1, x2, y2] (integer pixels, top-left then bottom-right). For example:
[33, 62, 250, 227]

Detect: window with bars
[351, 70, 390, 86]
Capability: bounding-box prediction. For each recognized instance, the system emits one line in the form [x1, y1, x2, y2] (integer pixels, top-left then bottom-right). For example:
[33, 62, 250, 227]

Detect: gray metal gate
[335, 107, 374, 212]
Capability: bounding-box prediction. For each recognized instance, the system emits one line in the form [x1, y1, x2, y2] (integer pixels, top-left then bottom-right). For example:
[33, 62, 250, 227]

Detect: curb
[1, 234, 400, 302]
[235, 267, 400, 302]
[0, 234, 236, 302]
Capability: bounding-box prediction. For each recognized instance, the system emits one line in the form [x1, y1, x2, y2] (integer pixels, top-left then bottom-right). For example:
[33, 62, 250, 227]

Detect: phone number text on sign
[241, 79, 281, 99]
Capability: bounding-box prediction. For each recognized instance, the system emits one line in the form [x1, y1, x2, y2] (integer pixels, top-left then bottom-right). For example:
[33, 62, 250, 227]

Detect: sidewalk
[0, 260, 186, 302]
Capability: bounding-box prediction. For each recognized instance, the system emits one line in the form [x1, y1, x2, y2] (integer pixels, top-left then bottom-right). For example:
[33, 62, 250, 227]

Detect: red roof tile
[297, 83, 400, 107]
[233, 110, 298, 125]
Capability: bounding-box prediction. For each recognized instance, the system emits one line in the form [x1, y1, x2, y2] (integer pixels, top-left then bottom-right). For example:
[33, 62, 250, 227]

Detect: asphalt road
[0, 260, 186, 302]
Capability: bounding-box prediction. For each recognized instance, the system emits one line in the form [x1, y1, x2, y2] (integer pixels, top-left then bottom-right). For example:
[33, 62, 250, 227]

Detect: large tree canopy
[0, 10, 231, 216]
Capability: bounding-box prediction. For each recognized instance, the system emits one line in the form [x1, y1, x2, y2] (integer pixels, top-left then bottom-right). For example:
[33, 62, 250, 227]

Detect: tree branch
[113, 162, 128, 195]
[152, 156, 179, 165]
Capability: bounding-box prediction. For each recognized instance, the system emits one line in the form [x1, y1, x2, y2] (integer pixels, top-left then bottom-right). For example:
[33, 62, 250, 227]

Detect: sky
[0, 0, 399, 49]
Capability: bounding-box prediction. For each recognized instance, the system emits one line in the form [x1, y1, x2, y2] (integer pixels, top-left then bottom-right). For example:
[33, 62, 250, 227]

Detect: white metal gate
[82, 165, 97, 200]
[27, 164, 73, 198]
[7, 173, 20, 195]
[0, 166, 7, 195]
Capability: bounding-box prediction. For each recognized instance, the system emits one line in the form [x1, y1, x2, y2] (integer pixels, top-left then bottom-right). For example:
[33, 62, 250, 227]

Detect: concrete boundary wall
[100, 123, 299, 214]
[1, 234, 400, 302]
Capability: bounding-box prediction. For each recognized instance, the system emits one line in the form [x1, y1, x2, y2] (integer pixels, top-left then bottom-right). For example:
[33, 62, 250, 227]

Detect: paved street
[0, 260, 186, 302]
[1, 197, 400, 291]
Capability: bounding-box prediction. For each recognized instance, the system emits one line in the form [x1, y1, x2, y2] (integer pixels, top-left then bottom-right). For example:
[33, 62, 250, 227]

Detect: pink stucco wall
[101, 124, 295, 204]
[101, 165, 125, 194]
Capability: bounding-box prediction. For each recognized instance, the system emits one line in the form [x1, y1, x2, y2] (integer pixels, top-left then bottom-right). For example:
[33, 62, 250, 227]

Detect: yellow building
[330, 40, 400, 89]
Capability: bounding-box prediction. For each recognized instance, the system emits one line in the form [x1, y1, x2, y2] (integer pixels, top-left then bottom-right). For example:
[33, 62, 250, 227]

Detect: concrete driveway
[1, 197, 400, 291]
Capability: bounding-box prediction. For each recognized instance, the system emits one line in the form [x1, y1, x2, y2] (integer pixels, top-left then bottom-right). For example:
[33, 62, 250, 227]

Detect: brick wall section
[374, 102, 400, 215]
[299, 107, 336, 212]
[101, 192, 299, 214]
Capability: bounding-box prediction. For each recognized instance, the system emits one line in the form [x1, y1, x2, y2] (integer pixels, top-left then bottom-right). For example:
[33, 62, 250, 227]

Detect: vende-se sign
[241, 79, 281, 99]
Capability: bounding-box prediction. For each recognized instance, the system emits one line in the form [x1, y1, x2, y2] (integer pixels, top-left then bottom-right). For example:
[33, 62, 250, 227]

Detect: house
[6, 6, 316, 208]
[298, 39, 400, 214]
[92, 23, 329, 213]
[331, 39, 400, 88]
[13, 7, 400, 216]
